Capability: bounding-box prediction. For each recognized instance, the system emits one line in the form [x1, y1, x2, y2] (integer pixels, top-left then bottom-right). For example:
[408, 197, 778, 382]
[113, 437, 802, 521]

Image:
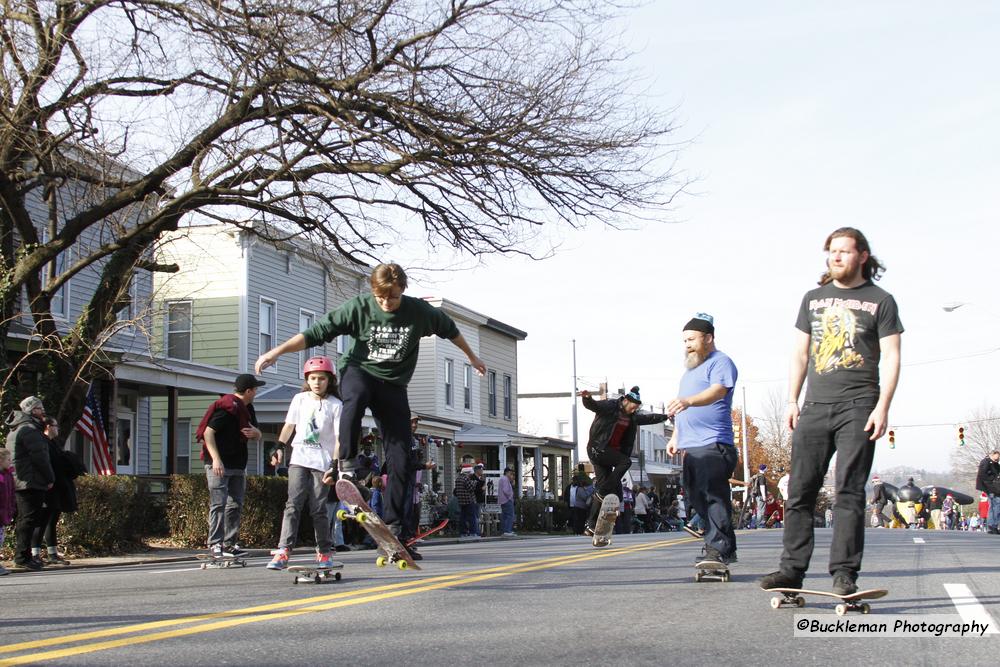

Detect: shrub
[59, 476, 157, 555]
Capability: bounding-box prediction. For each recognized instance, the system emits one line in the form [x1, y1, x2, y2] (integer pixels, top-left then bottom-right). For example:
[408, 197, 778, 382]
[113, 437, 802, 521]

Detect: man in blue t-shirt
[667, 313, 739, 565]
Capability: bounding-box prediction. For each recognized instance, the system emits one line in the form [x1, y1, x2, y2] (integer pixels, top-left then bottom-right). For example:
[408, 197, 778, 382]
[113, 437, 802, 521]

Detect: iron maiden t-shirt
[795, 281, 904, 403]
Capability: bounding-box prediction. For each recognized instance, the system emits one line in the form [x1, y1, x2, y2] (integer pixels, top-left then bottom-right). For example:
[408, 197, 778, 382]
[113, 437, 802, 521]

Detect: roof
[456, 424, 546, 446]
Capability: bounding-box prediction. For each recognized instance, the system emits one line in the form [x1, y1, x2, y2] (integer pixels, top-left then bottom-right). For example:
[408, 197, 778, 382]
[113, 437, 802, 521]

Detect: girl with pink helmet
[267, 356, 343, 571]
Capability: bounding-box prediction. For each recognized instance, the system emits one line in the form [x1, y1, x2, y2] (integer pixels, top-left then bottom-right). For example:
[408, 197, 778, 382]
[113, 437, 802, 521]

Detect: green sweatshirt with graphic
[302, 294, 461, 386]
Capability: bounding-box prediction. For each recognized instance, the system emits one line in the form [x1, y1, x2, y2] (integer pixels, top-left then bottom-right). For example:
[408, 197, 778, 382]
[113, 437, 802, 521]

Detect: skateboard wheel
[770, 597, 781, 609]
[376, 556, 387, 568]
[835, 604, 847, 616]
[200, 563, 207, 570]
[335, 572, 342, 581]
[398, 560, 408, 571]
[695, 572, 703, 582]
[293, 578, 299, 585]
[356, 512, 369, 524]
[796, 597, 805, 608]
[314, 575, 321, 584]
[861, 603, 871, 614]
[721, 572, 730, 583]
[336, 509, 349, 521]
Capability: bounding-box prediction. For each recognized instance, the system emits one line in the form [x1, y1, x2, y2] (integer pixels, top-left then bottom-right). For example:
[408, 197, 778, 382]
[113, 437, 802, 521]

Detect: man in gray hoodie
[6, 396, 54, 570]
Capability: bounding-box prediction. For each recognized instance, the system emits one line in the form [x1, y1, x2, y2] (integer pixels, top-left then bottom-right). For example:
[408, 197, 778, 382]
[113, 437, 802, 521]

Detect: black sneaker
[406, 546, 423, 561]
[696, 546, 723, 564]
[334, 544, 351, 553]
[832, 571, 858, 596]
[760, 570, 803, 590]
[222, 544, 247, 558]
[15, 559, 43, 571]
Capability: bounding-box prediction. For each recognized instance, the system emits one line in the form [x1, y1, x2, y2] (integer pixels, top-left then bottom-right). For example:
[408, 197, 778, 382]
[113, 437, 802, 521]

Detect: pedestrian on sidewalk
[942, 493, 956, 530]
[196, 374, 264, 559]
[7, 396, 54, 571]
[32, 418, 85, 565]
[579, 386, 670, 536]
[747, 465, 769, 528]
[975, 450, 1000, 534]
[635, 486, 651, 532]
[499, 466, 517, 536]
[454, 462, 478, 540]
[666, 313, 740, 566]
[256, 263, 485, 559]
[0, 448, 16, 575]
[267, 357, 343, 571]
[761, 227, 902, 596]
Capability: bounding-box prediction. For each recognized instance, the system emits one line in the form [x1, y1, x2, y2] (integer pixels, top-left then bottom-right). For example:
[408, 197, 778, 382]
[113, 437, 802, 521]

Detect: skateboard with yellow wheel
[335, 479, 421, 571]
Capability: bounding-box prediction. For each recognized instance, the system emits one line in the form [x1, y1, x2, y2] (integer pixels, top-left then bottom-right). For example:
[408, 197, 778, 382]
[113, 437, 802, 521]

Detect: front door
[115, 411, 135, 475]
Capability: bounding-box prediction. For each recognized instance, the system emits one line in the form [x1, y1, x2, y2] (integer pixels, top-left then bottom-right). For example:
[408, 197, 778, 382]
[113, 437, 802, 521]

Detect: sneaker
[334, 544, 351, 553]
[223, 544, 247, 558]
[15, 559, 43, 571]
[406, 546, 423, 561]
[682, 523, 705, 539]
[832, 571, 858, 596]
[267, 548, 290, 570]
[0, 565, 8, 576]
[46, 553, 70, 566]
[503, 532, 517, 537]
[210, 544, 225, 559]
[696, 546, 723, 564]
[315, 552, 334, 570]
[759, 570, 803, 591]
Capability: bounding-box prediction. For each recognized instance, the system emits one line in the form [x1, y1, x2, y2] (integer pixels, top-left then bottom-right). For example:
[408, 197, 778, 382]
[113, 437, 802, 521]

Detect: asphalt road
[2, 529, 998, 666]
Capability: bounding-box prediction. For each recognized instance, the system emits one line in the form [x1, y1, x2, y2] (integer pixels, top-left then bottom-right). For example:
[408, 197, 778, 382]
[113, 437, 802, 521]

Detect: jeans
[460, 503, 476, 536]
[278, 465, 331, 552]
[500, 501, 515, 533]
[682, 444, 738, 557]
[14, 490, 47, 565]
[780, 398, 877, 577]
[339, 366, 415, 538]
[588, 445, 632, 499]
[206, 466, 246, 547]
[988, 494, 1000, 529]
[327, 500, 345, 547]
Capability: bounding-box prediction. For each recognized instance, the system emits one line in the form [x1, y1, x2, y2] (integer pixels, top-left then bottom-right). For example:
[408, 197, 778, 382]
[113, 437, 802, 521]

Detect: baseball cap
[234, 374, 267, 392]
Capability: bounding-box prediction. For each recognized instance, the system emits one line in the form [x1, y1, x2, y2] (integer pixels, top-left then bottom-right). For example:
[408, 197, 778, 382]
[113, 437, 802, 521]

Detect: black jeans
[682, 444, 738, 557]
[14, 490, 48, 564]
[780, 398, 877, 578]
[339, 365, 414, 538]
[587, 445, 632, 525]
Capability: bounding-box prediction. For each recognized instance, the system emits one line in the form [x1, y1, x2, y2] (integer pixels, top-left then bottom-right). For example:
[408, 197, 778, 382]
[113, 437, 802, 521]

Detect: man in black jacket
[5, 396, 54, 570]
[580, 386, 670, 535]
[976, 450, 1000, 534]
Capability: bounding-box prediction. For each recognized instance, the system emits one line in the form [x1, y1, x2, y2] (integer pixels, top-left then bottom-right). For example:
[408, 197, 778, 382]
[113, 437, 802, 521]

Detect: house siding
[479, 327, 518, 428]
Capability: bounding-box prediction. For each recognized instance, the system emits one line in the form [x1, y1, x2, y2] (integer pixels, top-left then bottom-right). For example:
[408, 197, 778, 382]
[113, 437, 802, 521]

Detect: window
[166, 301, 192, 360]
[41, 228, 69, 319]
[488, 371, 497, 417]
[444, 358, 454, 407]
[299, 309, 315, 370]
[463, 364, 472, 410]
[557, 420, 569, 440]
[337, 334, 350, 355]
[503, 374, 512, 420]
[163, 419, 191, 474]
[259, 298, 276, 369]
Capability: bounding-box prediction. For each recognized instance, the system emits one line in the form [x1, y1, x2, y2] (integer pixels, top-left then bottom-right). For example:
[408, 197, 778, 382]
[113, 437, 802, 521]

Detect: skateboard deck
[287, 563, 344, 585]
[694, 558, 730, 582]
[764, 587, 889, 615]
[682, 523, 705, 539]
[592, 494, 620, 548]
[335, 479, 421, 571]
[196, 554, 247, 569]
[406, 519, 448, 547]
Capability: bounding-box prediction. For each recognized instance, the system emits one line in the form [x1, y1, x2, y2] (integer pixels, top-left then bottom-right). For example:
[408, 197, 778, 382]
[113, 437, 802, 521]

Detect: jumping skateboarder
[256, 263, 485, 556]
[760, 227, 902, 596]
[666, 313, 740, 566]
[580, 386, 670, 536]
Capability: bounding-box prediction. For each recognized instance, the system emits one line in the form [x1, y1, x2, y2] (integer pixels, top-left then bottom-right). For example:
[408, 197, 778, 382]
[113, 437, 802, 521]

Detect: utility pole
[741, 385, 750, 485]
[571, 339, 579, 469]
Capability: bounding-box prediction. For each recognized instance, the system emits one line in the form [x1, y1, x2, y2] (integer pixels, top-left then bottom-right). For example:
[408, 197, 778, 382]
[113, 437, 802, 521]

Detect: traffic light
[733, 422, 741, 445]
[958, 426, 965, 447]
[888, 430, 895, 449]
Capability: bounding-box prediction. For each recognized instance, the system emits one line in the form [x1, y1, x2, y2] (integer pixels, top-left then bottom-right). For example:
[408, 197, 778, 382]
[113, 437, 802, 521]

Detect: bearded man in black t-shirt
[761, 228, 903, 597]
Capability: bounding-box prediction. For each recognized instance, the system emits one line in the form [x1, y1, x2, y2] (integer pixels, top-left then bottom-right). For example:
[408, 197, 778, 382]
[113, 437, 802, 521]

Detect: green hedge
[168, 474, 316, 549]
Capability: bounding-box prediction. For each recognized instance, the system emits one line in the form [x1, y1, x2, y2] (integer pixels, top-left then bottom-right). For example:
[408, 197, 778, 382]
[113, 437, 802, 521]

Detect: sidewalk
[2, 534, 527, 573]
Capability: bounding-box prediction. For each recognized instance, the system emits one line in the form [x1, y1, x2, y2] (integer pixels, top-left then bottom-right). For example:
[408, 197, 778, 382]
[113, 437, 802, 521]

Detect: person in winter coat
[6, 396, 54, 570]
[32, 417, 85, 565]
[0, 448, 15, 575]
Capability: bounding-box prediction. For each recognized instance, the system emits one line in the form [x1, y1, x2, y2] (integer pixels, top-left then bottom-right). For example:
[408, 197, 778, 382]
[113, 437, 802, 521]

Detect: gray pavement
[2, 529, 998, 666]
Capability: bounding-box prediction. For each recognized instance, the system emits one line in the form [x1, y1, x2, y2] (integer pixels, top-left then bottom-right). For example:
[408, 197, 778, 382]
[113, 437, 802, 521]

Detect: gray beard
[685, 350, 707, 369]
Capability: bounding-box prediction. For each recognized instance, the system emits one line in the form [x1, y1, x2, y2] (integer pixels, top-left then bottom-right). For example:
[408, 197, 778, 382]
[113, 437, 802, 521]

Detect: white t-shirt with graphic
[284, 392, 342, 471]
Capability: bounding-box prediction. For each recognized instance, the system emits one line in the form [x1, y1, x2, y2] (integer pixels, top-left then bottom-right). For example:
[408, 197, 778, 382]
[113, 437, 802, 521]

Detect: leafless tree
[1, 0, 684, 425]
[950, 405, 1000, 484]
[755, 386, 792, 472]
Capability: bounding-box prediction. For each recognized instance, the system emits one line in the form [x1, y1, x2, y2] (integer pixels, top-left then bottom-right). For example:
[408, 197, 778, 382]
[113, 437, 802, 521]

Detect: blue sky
[407, 3, 1000, 472]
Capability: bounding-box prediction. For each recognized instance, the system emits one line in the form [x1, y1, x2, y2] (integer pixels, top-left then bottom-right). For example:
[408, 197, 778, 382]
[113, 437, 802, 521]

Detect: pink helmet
[303, 356, 335, 377]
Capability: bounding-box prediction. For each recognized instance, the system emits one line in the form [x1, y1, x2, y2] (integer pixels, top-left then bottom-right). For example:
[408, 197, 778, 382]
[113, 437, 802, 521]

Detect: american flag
[76, 385, 115, 475]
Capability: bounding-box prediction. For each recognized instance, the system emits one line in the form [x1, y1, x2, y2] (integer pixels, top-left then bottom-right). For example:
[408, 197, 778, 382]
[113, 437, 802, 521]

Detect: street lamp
[942, 302, 969, 313]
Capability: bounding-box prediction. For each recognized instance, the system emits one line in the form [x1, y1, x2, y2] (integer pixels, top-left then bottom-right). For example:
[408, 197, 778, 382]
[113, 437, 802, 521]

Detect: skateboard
[592, 493, 620, 548]
[406, 519, 448, 547]
[335, 479, 421, 571]
[765, 587, 889, 615]
[682, 523, 705, 539]
[287, 563, 344, 585]
[196, 554, 247, 569]
[694, 558, 730, 582]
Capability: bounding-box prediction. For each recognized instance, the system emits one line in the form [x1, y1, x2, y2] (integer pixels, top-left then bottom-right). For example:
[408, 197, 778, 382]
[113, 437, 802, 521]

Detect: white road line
[913, 537, 925, 544]
[944, 584, 1000, 634]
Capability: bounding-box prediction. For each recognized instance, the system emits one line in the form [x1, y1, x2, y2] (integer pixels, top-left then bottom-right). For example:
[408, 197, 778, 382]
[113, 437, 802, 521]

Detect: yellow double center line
[0, 537, 695, 665]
